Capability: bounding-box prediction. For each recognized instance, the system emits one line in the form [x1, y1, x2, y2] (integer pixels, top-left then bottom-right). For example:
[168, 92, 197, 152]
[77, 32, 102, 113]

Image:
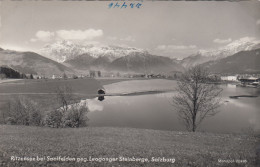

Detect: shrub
[2, 85, 90, 128]
[45, 110, 63, 128]
[46, 85, 89, 128]
[45, 101, 89, 128]
[4, 96, 43, 126]
[63, 102, 89, 128]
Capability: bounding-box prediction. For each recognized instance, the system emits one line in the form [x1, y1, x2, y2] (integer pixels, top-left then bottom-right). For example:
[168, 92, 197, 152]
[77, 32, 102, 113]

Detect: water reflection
[98, 96, 105, 101]
[84, 99, 103, 112]
[85, 80, 260, 133]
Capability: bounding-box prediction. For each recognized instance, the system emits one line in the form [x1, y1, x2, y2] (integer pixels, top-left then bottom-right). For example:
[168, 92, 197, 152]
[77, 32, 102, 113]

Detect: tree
[0, 66, 20, 78]
[45, 101, 89, 128]
[89, 71, 96, 78]
[0, 73, 6, 79]
[172, 65, 222, 132]
[46, 85, 89, 128]
[55, 85, 74, 112]
[45, 110, 63, 128]
[63, 101, 89, 128]
[72, 74, 78, 79]
[30, 74, 34, 79]
[63, 73, 68, 80]
[4, 96, 43, 126]
[20, 73, 27, 79]
[98, 71, 101, 77]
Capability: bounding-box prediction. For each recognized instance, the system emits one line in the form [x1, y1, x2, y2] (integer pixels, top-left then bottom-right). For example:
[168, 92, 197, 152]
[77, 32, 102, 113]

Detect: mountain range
[180, 37, 260, 68]
[1, 37, 260, 77]
[40, 40, 147, 63]
[40, 41, 183, 73]
[0, 48, 73, 77]
[108, 52, 184, 73]
[202, 48, 260, 74]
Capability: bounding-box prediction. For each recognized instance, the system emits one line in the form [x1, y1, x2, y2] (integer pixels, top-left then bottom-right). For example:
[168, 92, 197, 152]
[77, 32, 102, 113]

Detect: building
[239, 77, 259, 85]
[52, 74, 57, 79]
[239, 76, 259, 83]
[220, 76, 238, 81]
[237, 76, 259, 87]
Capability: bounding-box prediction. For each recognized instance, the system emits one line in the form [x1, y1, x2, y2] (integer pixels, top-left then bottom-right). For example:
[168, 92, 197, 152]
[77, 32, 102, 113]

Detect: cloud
[153, 44, 198, 58]
[156, 45, 166, 50]
[56, 29, 103, 41]
[30, 38, 37, 42]
[156, 44, 197, 51]
[120, 36, 135, 42]
[107, 36, 118, 41]
[0, 44, 30, 52]
[107, 36, 135, 42]
[30, 31, 54, 42]
[225, 37, 260, 48]
[30, 29, 103, 43]
[213, 38, 232, 44]
[256, 19, 260, 25]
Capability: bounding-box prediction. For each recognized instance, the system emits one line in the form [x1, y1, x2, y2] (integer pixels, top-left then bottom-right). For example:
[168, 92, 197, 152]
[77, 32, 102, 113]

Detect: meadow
[0, 78, 102, 94]
[0, 125, 258, 167]
[0, 78, 103, 123]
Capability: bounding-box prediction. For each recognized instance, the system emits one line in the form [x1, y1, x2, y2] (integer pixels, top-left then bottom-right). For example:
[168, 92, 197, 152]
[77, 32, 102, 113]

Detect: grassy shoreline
[0, 125, 258, 167]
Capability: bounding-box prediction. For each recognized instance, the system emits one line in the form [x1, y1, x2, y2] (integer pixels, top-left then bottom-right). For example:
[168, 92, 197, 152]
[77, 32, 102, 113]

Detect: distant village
[1, 66, 259, 88]
[220, 74, 260, 87]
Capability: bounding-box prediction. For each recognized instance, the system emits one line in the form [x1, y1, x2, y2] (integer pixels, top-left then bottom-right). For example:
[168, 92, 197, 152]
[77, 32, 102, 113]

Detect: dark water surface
[86, 79, 260, 133]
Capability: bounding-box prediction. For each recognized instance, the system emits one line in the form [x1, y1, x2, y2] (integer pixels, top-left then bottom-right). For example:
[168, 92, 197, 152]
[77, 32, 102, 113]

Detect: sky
[0, 0, 260, 59]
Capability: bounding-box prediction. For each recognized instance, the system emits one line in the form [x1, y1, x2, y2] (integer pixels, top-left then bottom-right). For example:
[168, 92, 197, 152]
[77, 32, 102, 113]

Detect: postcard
[0, 0, 259, 166]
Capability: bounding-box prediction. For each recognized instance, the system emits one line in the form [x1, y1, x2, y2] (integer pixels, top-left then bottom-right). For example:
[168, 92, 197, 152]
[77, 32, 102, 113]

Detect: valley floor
[0, 125, 258, 167]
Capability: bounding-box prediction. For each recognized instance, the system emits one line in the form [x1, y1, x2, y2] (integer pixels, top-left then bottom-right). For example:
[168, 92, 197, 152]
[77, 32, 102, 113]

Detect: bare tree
[172, 65, 222, 132]
[55, 85, 74, 112]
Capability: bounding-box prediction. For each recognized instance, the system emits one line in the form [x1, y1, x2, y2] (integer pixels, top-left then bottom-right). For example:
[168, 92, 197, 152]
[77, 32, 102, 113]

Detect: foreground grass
[0, 125, 258, 167]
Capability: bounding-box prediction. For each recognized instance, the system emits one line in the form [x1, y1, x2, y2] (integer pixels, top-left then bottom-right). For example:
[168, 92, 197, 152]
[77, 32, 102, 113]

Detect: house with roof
[220, 75, 238, 81]
[238, 76, 260, 87]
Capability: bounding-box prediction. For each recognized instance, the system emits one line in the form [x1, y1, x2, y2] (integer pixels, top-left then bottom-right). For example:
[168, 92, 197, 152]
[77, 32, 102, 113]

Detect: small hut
[97, 89, 105, 101]
[98, 89, 106, 95]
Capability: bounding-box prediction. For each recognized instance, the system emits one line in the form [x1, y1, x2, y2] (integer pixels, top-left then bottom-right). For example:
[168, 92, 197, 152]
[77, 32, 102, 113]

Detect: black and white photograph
[0, 0, 259, 166]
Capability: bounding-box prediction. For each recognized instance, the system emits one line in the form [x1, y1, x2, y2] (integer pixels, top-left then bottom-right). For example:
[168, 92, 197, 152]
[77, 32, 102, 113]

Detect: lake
[85, 79, 260, 133]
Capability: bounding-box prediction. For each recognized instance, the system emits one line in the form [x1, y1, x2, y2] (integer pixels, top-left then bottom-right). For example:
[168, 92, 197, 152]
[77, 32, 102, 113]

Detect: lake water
[85, 79, 260, 133]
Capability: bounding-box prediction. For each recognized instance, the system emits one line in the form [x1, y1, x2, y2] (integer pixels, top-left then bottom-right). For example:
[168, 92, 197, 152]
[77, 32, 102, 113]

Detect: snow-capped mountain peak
[197, 37, 260, 58]
[181, 37, 260, 68]
[39, 40, 147, 62]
